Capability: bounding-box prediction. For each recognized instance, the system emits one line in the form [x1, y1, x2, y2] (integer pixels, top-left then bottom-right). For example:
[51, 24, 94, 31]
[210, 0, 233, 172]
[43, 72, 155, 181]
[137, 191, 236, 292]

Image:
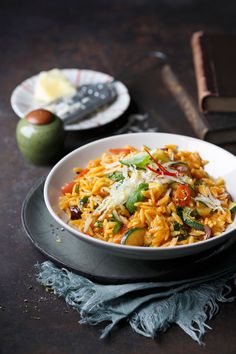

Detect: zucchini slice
[121, 228, 146, 246]
[229, 201, 236, 213]
[182, 207, 204, 231]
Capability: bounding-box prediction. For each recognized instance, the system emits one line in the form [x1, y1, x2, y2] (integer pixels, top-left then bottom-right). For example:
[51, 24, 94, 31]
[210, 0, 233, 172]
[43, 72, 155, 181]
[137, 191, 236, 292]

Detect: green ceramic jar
[16, 109, 65, 165]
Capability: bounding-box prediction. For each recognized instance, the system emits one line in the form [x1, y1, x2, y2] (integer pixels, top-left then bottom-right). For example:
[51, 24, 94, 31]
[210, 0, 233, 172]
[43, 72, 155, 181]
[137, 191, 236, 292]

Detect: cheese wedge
[34, 68, 76, 103]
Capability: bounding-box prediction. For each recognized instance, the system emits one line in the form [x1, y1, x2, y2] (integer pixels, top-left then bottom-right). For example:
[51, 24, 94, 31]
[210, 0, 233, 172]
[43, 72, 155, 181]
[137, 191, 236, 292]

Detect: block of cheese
[34, 68, 76, 103]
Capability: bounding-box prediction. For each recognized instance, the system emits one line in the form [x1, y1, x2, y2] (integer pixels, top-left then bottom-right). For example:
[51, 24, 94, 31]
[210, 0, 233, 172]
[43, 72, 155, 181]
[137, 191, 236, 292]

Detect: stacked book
[162, 31, 236, 144]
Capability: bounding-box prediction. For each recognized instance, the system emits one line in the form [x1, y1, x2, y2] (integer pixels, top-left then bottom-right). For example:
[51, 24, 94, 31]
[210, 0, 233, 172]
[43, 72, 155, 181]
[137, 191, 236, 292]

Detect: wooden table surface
[1, 1, 236, 353]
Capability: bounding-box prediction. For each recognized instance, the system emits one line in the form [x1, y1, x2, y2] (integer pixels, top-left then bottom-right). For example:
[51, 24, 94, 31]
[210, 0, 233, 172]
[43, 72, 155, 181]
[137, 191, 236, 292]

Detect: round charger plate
[22, 178, 236, 284]
[11, 68, 130, 131]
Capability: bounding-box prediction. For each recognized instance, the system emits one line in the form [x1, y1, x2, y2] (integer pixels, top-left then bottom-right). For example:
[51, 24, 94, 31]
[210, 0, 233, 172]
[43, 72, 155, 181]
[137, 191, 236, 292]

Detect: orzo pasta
[59, 145, 236, 247]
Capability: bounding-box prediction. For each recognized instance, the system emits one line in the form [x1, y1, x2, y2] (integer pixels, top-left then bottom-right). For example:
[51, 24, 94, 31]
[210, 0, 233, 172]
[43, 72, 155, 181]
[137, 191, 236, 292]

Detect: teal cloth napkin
[37, 261, 236, 344]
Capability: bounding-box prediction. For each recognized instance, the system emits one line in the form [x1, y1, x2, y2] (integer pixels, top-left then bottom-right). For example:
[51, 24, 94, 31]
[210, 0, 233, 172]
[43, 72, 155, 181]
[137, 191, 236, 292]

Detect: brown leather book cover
[161, 64, 236, 144]
[191, 31, 236, 113]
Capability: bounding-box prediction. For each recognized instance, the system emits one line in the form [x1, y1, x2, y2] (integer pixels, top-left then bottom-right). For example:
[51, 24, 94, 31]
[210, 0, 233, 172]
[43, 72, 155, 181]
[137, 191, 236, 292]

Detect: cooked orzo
[59, 145, 236, 247]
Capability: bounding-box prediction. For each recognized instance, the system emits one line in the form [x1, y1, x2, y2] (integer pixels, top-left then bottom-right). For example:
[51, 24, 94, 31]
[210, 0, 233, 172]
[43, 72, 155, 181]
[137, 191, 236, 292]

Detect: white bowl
[44, 132, 236, 260]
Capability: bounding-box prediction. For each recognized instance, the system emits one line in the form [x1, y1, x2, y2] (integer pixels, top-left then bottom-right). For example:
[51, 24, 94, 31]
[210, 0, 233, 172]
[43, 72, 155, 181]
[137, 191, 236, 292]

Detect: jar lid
[26, 109, 54, 125]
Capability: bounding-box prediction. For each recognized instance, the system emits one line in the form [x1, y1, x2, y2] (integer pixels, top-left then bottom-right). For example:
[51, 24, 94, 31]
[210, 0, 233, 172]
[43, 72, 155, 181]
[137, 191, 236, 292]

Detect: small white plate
[11, 69, 130, 131]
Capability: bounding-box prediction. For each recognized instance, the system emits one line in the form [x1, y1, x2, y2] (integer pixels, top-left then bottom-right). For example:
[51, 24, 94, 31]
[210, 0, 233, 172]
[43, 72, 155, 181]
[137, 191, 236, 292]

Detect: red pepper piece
[146, 165, 161, 174]
[77, 168, 89, 178]
[144, 148, 177, 177]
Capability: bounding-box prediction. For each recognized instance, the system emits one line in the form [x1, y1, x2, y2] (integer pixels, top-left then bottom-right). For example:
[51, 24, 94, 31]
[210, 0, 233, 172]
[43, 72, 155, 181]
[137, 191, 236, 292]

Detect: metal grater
[43, 52, 167, 126]
[44, 81, 118, 125]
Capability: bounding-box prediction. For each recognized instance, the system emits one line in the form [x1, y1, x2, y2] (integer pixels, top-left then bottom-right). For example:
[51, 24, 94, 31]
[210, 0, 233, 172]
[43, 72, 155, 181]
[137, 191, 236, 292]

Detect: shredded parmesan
[195, 194, 224, 212]
[84, 215, 93, 233]
[113, 209, 121, 222]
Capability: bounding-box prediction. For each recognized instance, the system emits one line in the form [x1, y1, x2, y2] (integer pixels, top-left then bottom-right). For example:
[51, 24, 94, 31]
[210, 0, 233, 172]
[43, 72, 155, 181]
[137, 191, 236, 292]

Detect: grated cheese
[195, 193, 224, 212]
[84, 214, 93, 233]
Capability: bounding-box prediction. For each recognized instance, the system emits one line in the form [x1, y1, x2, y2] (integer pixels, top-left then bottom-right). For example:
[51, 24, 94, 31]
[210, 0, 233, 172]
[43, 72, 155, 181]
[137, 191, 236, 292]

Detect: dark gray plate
[22, 178, 236, 284]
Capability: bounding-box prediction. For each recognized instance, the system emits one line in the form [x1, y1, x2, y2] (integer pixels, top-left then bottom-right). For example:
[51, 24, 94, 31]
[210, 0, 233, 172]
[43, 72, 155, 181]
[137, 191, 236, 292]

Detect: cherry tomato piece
[174, 184, 191, 207]
[109, 148, 131, 155]
[61, 181, 76, 195]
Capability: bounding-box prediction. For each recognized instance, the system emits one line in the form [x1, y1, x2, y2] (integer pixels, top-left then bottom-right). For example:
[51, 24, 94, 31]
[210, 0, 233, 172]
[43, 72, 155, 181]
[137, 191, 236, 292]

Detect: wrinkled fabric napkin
[37, 259, 236, 344]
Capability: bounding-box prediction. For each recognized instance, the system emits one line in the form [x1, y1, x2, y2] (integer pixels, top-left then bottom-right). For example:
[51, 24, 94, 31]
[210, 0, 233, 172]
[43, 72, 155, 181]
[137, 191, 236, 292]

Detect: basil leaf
[113, 221, 122, 234]
[107, 171, 124, 182]
[125, 183, 149, 214]
[182, 207, 204, 231]
[120, 152, 150, 168]
[79, 196, 89, 206]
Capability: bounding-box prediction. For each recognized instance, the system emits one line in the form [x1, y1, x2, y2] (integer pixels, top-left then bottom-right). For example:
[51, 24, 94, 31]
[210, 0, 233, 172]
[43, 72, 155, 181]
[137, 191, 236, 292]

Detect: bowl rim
[44, 132, 236, 254]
